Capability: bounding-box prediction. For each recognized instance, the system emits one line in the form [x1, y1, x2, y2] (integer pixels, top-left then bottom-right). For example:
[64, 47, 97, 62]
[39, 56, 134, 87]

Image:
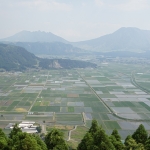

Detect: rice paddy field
[0, 63, 150, 140]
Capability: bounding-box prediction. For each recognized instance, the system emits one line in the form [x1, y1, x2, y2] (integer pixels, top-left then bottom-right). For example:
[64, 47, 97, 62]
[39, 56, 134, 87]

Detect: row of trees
[78, 120, 150, 150]
[0, 124, 67, 150]
[0, 120, 150, 150]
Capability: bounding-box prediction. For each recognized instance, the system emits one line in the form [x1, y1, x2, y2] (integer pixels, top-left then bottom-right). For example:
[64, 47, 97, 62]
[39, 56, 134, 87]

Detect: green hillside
[0, 43, 37, 71]
[0, 43, 96, 71]
[39, 58, 96, 69]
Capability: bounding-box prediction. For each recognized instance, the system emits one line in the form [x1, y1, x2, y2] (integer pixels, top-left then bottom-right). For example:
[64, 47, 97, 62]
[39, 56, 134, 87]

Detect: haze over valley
[1, 1, 150, 149]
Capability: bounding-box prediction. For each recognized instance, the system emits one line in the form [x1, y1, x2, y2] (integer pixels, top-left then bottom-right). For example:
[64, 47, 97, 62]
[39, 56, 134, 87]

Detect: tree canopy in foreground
[0, 120, 150, 150]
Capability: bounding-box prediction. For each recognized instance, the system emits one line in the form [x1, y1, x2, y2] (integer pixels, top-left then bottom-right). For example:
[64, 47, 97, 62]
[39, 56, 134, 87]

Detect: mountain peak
[74, 27, 150, 52]
[0, 30, 68, 43]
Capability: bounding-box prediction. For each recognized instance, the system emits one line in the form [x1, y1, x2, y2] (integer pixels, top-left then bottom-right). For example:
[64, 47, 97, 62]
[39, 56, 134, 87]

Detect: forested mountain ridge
[39, 58, 96, 69]
[0, 43, 96, 71]
[0, 43, 37, 71]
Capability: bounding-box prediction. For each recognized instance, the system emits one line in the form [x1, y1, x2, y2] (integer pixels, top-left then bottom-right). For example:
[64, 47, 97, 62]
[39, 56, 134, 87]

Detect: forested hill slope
[0, 43, 37, 71]
[39, 59, 96, 69]
[0, 43, 96, 71]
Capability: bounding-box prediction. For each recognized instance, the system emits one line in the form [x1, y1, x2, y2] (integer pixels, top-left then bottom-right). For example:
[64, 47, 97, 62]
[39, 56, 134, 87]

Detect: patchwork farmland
[0, 63, 150, 139]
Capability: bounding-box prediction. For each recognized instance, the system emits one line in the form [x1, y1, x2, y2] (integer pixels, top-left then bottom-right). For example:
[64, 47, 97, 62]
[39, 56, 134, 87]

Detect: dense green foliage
[110, 129, 125, 150]
[0, 124, 47, 150]
[0, 128, 8, 150]
[0, 43, 37, 71]
[39, 58, 96, 69]
[132, 124, 148, 145]
[0, 43, 96, 71]
[45, 129, 68, 150]
[78, 120, 115, 150]
[1, 121, 150, 150]
[78, 120, 150, 150]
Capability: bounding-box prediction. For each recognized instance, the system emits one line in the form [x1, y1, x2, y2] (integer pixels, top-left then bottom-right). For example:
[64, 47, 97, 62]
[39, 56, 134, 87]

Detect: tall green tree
[110, 129, 124, 150]
[93, 128, 115, 150]
[125, 135, 138, 150]
[132, 124, 148, 145]
[124, 135, 144, 150]
[0, 128, 8, 150]
[111, 129, 121, 141]
[32, 134, 47, 150]
[77, 132, 94, 150]
[78, 120, 115, 150]
[89, 119, 99, 135]
[145, 136, 150, 150]
[45, 129, 68, 150]
[9, 124, 22, 139]
[9, 132, 44, 150]
[36, 126, 42, 133]
[109, 135, 124, 150]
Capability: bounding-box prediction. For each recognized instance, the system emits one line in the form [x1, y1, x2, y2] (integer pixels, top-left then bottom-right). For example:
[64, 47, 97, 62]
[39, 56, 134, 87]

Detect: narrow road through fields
[76, 70, 111, 113]
[28, 71, 49, 113]
[76, 70, 150, 122]
[131, 71, 150, 94]
[67, 125, 77, 141]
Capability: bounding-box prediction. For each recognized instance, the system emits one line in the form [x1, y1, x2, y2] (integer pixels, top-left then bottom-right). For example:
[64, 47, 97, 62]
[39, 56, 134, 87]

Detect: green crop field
[0, 63, 150, 140]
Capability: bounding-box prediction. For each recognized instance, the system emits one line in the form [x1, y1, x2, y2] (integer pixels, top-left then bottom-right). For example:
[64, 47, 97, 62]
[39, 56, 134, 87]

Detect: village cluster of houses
[5, 121, 38, 133]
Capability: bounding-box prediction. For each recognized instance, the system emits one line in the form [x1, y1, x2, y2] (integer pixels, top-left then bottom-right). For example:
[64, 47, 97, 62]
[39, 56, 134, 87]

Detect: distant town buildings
[5, 121, 38, 133]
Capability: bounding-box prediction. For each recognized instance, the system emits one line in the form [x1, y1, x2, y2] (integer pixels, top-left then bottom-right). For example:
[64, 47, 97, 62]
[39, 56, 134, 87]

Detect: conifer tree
[78, 120, 115, 150]
[111, 129, 121, 141]
[93, 128, 115, 150]
[132, 124, 148, 145]
[45, 129, 68, 150]
[7, 124, 47, 150]
[10, 132, 44, 150]
[0, 128, 8, 150]
[9, 124, 22, 139]
[32, 134, 47, 150]
[109, 135, 124, 150]
[77, 132, 94, 150]
[89, 119, 99, 135]
[124, 135, 138, 150]
[110, 129, 124, 150]
[145, 136, 150, 150]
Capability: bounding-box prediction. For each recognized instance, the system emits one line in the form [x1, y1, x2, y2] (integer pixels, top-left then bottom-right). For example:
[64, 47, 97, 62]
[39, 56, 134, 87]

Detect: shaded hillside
[0, 44, 96, 71]
[73, 27, 150, 52]
[0, 43, 37, 71]
[14, 42, 85, 55]
[39, 59, 96, 69]
[0, 30, 68, 43]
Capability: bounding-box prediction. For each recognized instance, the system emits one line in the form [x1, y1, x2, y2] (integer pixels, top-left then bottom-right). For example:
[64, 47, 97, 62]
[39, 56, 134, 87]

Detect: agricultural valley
[0, 28, 150, 149]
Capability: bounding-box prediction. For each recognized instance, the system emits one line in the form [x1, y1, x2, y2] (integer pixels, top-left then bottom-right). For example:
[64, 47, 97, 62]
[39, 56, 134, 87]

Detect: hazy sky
[0, 0, 150, 42]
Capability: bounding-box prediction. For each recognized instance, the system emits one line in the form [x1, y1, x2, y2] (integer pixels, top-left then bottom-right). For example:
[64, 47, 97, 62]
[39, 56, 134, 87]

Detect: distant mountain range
[1, 27, 150, 54]
[14, 42, 85, 55]
[73, 27, 150, 52]
[0, 44, 96, 71]
[1, 30, 68, 43]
